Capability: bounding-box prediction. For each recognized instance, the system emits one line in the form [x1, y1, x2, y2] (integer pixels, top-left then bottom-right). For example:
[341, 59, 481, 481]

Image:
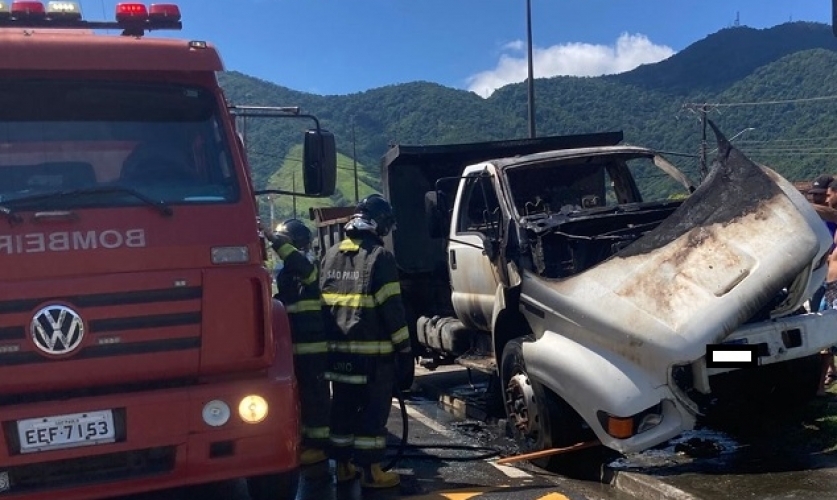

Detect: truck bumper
[700, 309, 837, 379]
[0, 375, 299, 499]
[526, 310, 837, 455]
[608, 311, 837, 453]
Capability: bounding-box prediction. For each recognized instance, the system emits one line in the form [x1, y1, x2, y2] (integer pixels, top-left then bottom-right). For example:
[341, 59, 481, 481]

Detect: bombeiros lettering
[0, 229, 146, 254]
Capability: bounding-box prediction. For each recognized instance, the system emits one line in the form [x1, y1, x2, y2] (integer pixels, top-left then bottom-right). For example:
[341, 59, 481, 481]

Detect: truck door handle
[449, 250, 457, 270]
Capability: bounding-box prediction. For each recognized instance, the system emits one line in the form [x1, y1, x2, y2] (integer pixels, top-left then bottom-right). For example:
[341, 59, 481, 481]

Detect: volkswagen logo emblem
[30, 305, 85, 356]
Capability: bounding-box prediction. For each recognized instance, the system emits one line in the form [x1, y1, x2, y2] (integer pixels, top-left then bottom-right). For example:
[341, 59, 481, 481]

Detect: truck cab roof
[0, 29, 223, 72]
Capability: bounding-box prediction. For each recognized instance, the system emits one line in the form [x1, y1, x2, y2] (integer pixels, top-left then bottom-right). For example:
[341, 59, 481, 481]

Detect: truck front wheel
[500, 336, 599, 472]
[246, 470, 299, 500]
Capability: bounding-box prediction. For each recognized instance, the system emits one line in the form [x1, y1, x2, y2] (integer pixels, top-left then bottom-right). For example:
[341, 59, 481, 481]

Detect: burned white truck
[312, 124, 837, 465]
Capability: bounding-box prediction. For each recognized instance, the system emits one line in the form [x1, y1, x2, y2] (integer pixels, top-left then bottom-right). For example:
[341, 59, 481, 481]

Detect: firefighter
[264, 218, 331, 466]
[320, 194, 413, 489]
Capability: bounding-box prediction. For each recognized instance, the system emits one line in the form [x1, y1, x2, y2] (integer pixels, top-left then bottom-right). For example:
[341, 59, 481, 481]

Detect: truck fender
[521, 331, 691, 452]
[490, 283, 506, 332]
[490, 284, 529, 365]
[267, 298, 297, 384]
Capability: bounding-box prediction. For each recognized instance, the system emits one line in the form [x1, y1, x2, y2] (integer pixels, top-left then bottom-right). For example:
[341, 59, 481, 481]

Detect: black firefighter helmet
[356, 194, 396, 237]
[274, 218, 312, 250]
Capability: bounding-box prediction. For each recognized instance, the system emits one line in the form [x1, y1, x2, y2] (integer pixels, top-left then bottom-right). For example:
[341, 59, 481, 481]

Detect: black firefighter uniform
[273, 241, 331, 450]
[320, 233, 410, 465]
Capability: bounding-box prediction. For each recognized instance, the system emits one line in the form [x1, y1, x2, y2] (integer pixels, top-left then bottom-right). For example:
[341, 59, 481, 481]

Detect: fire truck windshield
[0, 79, 239, 210]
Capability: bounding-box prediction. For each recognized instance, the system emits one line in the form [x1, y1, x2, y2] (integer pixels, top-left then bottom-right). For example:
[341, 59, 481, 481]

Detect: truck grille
[0, 285, 202, 367]
[1, 446, 175, 495]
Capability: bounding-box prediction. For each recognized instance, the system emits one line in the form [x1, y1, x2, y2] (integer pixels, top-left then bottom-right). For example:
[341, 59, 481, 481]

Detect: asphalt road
[108, 388, 629, 500]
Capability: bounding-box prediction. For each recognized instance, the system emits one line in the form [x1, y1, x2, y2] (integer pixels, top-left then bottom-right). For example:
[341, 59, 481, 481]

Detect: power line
[710, 94, 837, 108]
[743, 151, 837, 157]
[737, 136, 837, 144]
[741, 148, 837, 153]
[684, 93, 837, 112]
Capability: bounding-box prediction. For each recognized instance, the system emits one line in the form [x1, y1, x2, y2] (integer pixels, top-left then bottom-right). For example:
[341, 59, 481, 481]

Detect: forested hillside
[218, 21, 837, 222]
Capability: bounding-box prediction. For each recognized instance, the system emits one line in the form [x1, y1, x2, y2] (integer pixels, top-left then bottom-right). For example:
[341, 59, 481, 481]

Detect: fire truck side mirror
[303, 129, 337, 197]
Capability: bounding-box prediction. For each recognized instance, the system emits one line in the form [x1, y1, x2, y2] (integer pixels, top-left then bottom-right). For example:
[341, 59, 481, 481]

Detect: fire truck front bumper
[0, 375, 300, 499]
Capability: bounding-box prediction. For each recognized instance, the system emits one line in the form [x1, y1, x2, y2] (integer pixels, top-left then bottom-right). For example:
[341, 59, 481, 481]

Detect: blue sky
[79, 1, 832, 97]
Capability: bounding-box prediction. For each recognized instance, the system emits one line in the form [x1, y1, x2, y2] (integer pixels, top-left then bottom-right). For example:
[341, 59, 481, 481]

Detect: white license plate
[17, 410, 116, 454]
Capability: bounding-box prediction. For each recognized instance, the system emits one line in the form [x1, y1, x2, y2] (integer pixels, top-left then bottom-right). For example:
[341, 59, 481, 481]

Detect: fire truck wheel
[246, 470, 299, 500]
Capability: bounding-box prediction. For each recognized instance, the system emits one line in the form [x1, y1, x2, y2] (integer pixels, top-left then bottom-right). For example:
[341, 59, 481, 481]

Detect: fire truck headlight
[238, 395, 269, 424]
[202, 400, 231, 427]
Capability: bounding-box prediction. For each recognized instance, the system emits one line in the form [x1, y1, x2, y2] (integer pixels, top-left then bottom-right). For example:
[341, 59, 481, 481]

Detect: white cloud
[502, 40, 526, 52]
[466, 33, 676, 98]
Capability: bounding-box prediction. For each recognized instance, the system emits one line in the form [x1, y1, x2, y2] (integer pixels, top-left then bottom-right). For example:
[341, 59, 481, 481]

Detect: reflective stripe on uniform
[353, 436, 386, 450]
[303, 426, 330, 440]
[330, 434, 354, 447]
[277, 242, 296, 260]
[339, 238, 361, 251]
[321, 280, 401, 309]
[329, 340, 393, 355]
[285, 299, 322, 313]
[373, 281, 401, 304]
[321, 293, 375, 308]
[324, 372, 368, 384]
[390, 326, 409, 345]
[301, 267, 318, 286]
[293, 341, 329, 355]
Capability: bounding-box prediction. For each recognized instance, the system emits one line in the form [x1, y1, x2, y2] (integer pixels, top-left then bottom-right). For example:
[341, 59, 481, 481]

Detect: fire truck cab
[0, 2, 336, 499]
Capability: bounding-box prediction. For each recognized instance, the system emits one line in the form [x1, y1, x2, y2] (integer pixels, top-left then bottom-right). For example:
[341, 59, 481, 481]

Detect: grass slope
[260, 144, 379, 225]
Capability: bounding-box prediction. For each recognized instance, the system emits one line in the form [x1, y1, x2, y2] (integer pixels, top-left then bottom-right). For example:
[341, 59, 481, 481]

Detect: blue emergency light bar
[0, 1, 182, 35]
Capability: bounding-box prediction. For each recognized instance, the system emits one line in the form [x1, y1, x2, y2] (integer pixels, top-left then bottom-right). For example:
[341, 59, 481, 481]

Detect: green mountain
[219, 21, 837, 222]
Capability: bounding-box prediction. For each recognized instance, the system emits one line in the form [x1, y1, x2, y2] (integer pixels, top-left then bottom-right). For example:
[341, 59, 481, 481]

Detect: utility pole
[699, 104, 708, 181]
[526, 0, 536, 138]
[268, 194, 275, 230]
[292, 172, 297, 219]
[352, 116, 359, 203]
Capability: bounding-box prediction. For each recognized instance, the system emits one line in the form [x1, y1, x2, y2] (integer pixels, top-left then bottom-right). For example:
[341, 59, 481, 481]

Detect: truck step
[455, 354, 496, 374]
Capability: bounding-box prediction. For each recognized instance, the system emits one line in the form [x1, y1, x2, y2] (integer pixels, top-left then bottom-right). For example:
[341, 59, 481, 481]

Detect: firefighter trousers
[328, 360, 395, 465]
[294, 350, 331, 449]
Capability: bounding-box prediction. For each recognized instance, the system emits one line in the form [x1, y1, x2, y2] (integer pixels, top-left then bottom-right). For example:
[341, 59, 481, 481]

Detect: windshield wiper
[0, 205, 22, 225]
[2, 186, 173, 217]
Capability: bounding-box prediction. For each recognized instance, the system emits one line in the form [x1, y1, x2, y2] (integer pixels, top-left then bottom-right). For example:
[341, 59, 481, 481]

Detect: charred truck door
[449, 167, 504, 331]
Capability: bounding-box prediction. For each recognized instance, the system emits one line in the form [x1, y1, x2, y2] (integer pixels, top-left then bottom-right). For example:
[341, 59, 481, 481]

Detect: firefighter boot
[360, 463, 400, 489]
[336, 461, 358, 483]
[300, 447, 327, 466]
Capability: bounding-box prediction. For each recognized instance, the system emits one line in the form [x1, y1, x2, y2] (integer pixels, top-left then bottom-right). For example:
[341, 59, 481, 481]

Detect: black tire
[500, 336, 599, 472]
[246, 470, 299, 500]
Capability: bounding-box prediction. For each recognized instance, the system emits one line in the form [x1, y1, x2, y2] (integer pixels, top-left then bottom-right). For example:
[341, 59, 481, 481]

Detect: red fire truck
[0, 2, 336, 499]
